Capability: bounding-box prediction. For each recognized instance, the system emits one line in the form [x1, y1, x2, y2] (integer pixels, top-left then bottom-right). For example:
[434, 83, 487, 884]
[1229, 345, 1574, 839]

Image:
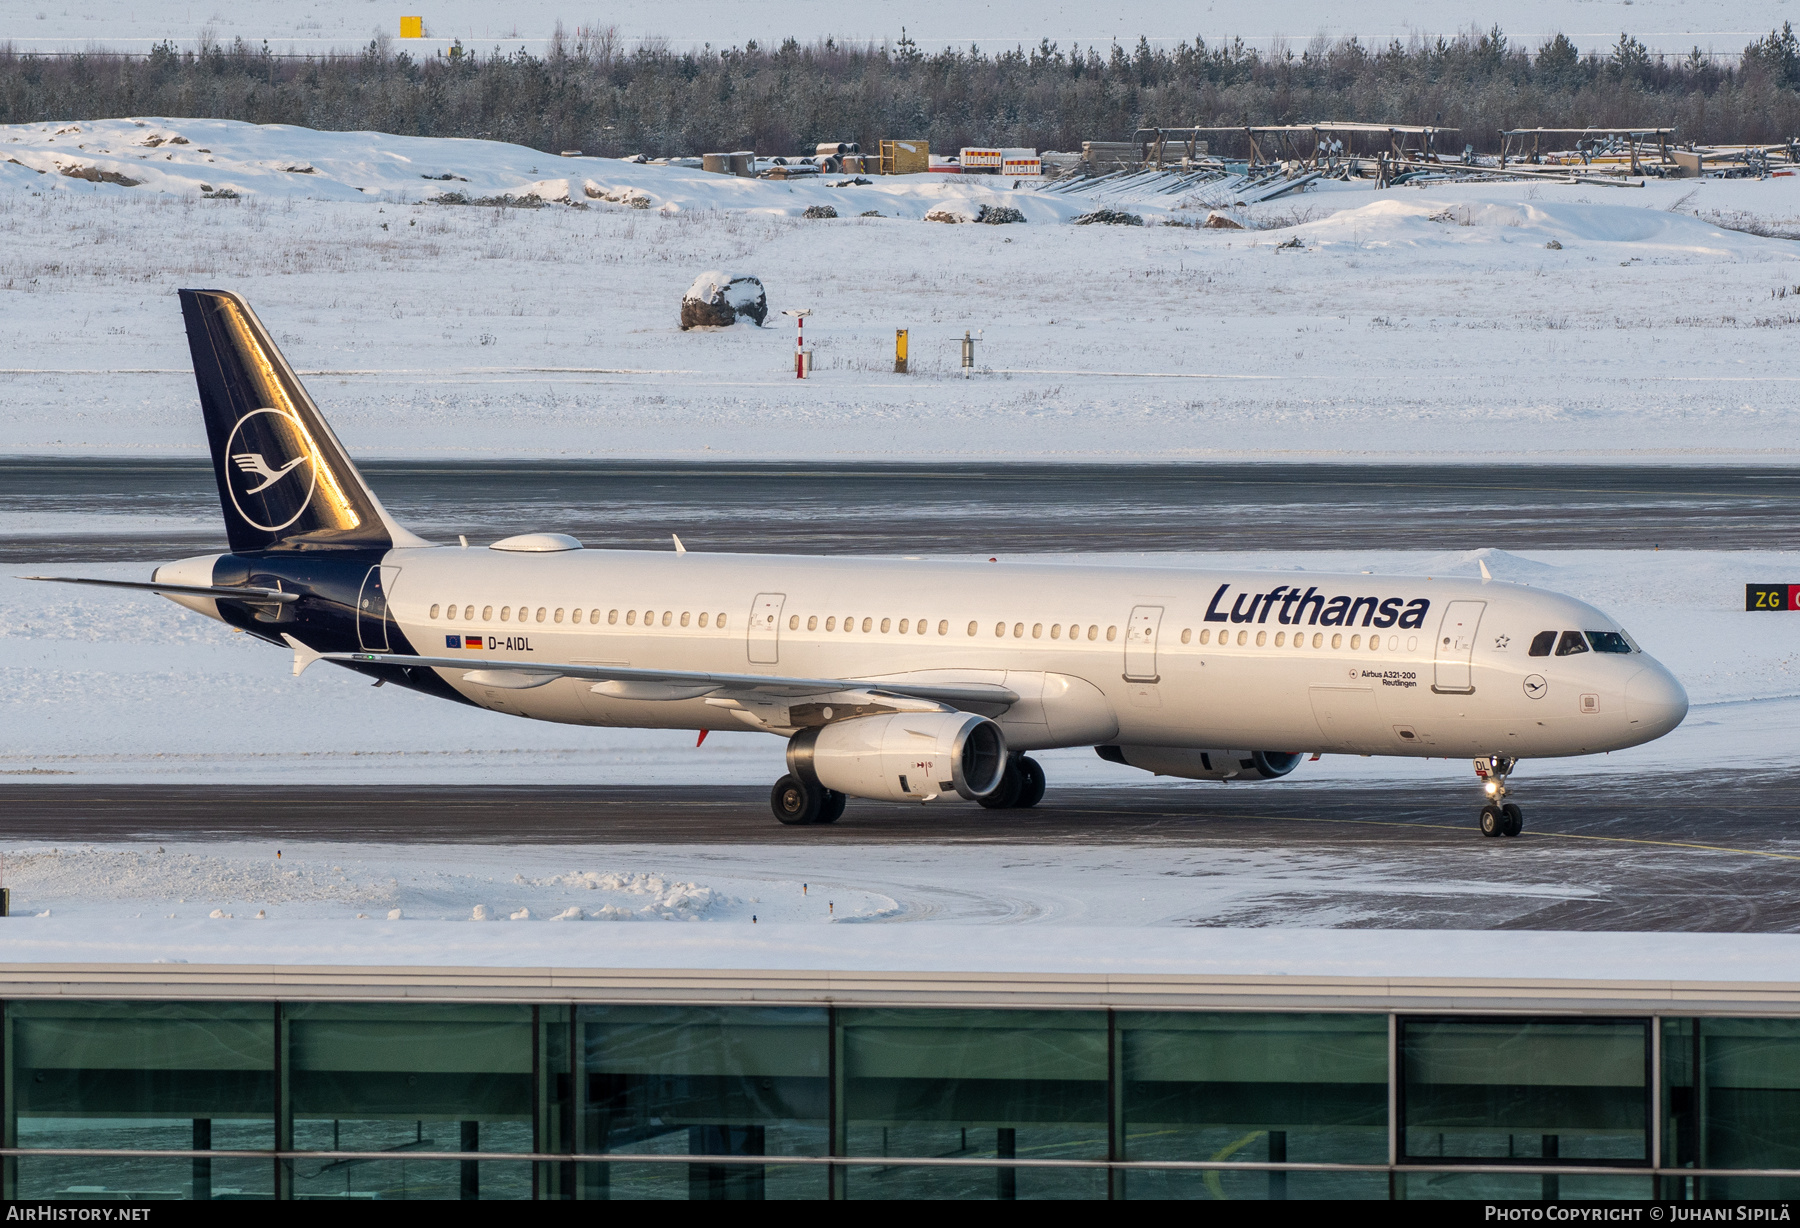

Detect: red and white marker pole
[783, 308, 812, 379]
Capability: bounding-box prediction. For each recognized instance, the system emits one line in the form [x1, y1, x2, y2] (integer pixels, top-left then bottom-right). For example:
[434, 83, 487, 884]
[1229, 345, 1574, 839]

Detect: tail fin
[179, 289, 427, 553]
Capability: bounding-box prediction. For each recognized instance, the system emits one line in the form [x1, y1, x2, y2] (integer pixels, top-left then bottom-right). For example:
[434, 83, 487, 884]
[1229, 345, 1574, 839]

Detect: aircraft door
[357, 565, 392, 652]
[748, 593, 785, 664]
[1432, 600, 1486, 694]
[1124, 605, 1163, 682]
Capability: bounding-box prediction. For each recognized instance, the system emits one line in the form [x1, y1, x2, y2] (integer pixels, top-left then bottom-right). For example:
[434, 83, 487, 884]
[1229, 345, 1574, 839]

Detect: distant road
[5, 458, 1797, 562]
[6, 774, 1800, 931]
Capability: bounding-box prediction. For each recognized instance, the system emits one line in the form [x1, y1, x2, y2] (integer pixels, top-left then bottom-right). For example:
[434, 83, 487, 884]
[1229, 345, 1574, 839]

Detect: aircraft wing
[285, 638, 1019, 709]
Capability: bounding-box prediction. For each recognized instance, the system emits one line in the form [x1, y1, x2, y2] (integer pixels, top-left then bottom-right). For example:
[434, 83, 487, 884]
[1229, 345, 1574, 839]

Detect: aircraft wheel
[817, 790, 847, 825]
[771, 774, 823, 825]
[1015, 757, 1047, 809]
[1479, 804, 1504, 838]
[978, 759, 1025, 810]
[1502, 803, 1524, 838]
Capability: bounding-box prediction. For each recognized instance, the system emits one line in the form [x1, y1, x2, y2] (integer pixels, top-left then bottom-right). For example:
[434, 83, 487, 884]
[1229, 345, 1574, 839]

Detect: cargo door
[1123, 605, 1163, 682]
[747, 593, 785, 664]
[1309, 686, 1382, 752]
[1432, 600, 1486, 694]
[357, 565, 393, 652]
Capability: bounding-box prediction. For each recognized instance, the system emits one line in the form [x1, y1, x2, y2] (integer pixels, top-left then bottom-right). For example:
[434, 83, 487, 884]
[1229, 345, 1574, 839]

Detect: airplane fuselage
[155, 544, 1690, 764]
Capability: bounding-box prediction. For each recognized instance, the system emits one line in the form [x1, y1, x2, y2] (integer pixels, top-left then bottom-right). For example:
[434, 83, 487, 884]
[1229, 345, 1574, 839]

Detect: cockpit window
[1528, 631, 1557, 657]
[1555, 630, 1590, 656]
[1587, 631, 1632, 654]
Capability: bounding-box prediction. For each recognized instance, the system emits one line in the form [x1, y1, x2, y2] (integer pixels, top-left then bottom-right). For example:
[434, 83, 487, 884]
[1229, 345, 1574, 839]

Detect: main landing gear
[771, 774, 846, 826]
[1475, 756, 1524, 838]
[978, 755, 1046, 811]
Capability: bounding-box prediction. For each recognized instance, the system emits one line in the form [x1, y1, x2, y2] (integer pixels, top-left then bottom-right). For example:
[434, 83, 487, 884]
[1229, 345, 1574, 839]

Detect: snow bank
[0, 117, 1097, 222]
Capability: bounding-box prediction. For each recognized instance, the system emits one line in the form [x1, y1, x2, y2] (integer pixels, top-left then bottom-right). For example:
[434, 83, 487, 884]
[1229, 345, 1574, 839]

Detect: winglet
[282, 633, 326, 677]
[1478, 558, 1493, 583]
[672, 534, 687, 555]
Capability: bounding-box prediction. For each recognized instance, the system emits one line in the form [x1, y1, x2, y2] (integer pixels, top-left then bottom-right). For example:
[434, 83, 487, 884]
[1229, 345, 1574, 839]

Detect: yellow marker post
[894, 329, 909, 374]
[400, 16, 424, 38]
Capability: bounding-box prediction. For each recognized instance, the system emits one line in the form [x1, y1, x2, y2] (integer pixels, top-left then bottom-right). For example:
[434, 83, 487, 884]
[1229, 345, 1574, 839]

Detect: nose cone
[1625, 665, 1688, 741]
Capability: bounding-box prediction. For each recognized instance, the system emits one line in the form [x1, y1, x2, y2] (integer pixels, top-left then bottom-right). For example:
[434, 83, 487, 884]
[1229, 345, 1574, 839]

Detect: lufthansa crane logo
[223, 408, 317, 533]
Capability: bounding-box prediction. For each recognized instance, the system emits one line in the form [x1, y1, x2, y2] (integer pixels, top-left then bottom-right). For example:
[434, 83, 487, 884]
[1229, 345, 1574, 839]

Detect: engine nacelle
[789, 713, 1006, 802]
[1095, 745, 1303, 782]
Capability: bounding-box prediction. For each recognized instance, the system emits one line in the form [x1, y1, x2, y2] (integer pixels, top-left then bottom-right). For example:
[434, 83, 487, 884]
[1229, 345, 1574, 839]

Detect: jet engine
[1095, 745, 1303, 782]
[789, 712, 1006, 802]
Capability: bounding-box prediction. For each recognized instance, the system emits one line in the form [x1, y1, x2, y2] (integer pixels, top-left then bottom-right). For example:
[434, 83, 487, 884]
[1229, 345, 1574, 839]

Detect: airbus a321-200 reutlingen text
[30, 292, 1691, 834]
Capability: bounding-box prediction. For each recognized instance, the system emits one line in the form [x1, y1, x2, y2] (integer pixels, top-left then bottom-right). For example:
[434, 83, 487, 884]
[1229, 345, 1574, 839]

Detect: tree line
[1, 23, 1797, 158]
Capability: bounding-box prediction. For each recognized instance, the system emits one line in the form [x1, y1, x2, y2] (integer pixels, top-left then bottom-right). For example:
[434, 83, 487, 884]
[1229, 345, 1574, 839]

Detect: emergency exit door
[747, 593, 785, 664]
[1124, 605, 1164, 682]
[1432, 600, 1486, 694]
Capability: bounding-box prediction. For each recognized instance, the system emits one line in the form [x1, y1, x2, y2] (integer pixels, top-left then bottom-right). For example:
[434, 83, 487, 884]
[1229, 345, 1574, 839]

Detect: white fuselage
[320, 544, 1689, 762]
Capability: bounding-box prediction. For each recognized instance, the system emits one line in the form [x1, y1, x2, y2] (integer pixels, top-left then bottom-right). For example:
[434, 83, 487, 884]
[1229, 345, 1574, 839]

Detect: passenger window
[1013, 623, 1024, 638]
[538, 607, 548, 623]
[1255, 630, 1266, 647]
[968, 621, 979, 637]
[1349, 634, 1359, 649]
[861, 617, 872, 633]
[788, 614, 798, 631]
[1106, 626, 1117, 641]
[554, 609, 564, 623]
[626, 610, 636, 625]
[608, 610, 619, 625]
[1050, 624, 1062, 640]
[995, 622, 1006, 638]
[806, 615, 816, 631]
[574, 609, 586, 624]
[1199, 629, 1210, 645]
[590, 609, 601, 624]
[716, 613, 727, 628]
[681, 612, 690, 627]
[1587, 631, 1632, 654]
[1555, 631, 1589, 656]
[881, 618, 891, 633]
[644, 609, 654, 625]
[898, 619, 909, 634]
[918, 619, 928, 635]
[1088, 625, 1099, 641]
[826, 616, 836, 631]
[500, 607, 511, 622]
[662, 611, 673, 627]
[1369, 637, 1379, 652]
[429, 604, 440, 619]
[939, 621, 949, 636]
[1275, 632, 1286, 647]
[1529, 631, 1557, 657]
[1236, 630, 1248, 646]
[699, 612, 710, 627]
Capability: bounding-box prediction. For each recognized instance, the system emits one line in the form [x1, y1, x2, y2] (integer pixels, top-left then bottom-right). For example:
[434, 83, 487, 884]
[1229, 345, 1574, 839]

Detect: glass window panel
[1668, 1017, 1800, 1172]
[577, 1005, 828, 1161]
[1119, 1011, 1387, 1165]
[284, 1158, 533, 1201]
[1401, 1018, 1648, 1163]
[8, 1001, 274, 1153]
[842, 1162, 1106, 1200]
[1120, 1167, 1389, 1200]
[11, 1155, 274, 1201]
[842, 1008, 1108, 1167]
[1398, 1171, 1653, 1201]
[284, 1004, 534, 1160]
[574, 1159, 827, 1200]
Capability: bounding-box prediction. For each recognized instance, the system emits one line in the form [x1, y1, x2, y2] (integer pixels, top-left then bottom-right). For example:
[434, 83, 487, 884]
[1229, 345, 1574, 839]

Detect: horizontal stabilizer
[22, 576, 298, 603]
[313, 649, 1020, 709]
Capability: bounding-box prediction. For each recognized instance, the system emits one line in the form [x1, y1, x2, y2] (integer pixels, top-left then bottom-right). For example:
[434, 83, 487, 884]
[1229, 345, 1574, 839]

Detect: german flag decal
[463, 635, 486, 650]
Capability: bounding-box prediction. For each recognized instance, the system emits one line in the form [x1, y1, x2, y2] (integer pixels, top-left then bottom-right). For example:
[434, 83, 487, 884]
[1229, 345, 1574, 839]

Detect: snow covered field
[6, 546, 1796, 786]
[3, 119, 1800, 464]
[0, 0, 1787, 57]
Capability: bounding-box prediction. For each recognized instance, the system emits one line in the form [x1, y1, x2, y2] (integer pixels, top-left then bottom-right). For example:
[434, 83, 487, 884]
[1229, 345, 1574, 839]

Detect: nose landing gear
[1475, 756, 1524, 838]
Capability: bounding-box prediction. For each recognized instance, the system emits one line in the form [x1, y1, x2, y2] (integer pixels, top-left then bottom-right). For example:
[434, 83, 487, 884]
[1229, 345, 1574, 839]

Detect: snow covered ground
[0, 0, 1786, 57]
[3, 119, 1800, 464]
[5, 546, 1796, 786]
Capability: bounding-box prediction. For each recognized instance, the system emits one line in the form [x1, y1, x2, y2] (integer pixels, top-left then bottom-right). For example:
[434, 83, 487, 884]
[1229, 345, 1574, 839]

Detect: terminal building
[2, 937, 1798, 1201]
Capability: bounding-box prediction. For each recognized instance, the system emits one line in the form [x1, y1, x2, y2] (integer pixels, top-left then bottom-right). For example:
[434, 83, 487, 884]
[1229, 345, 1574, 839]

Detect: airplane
[27, 290, 1689, 834]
